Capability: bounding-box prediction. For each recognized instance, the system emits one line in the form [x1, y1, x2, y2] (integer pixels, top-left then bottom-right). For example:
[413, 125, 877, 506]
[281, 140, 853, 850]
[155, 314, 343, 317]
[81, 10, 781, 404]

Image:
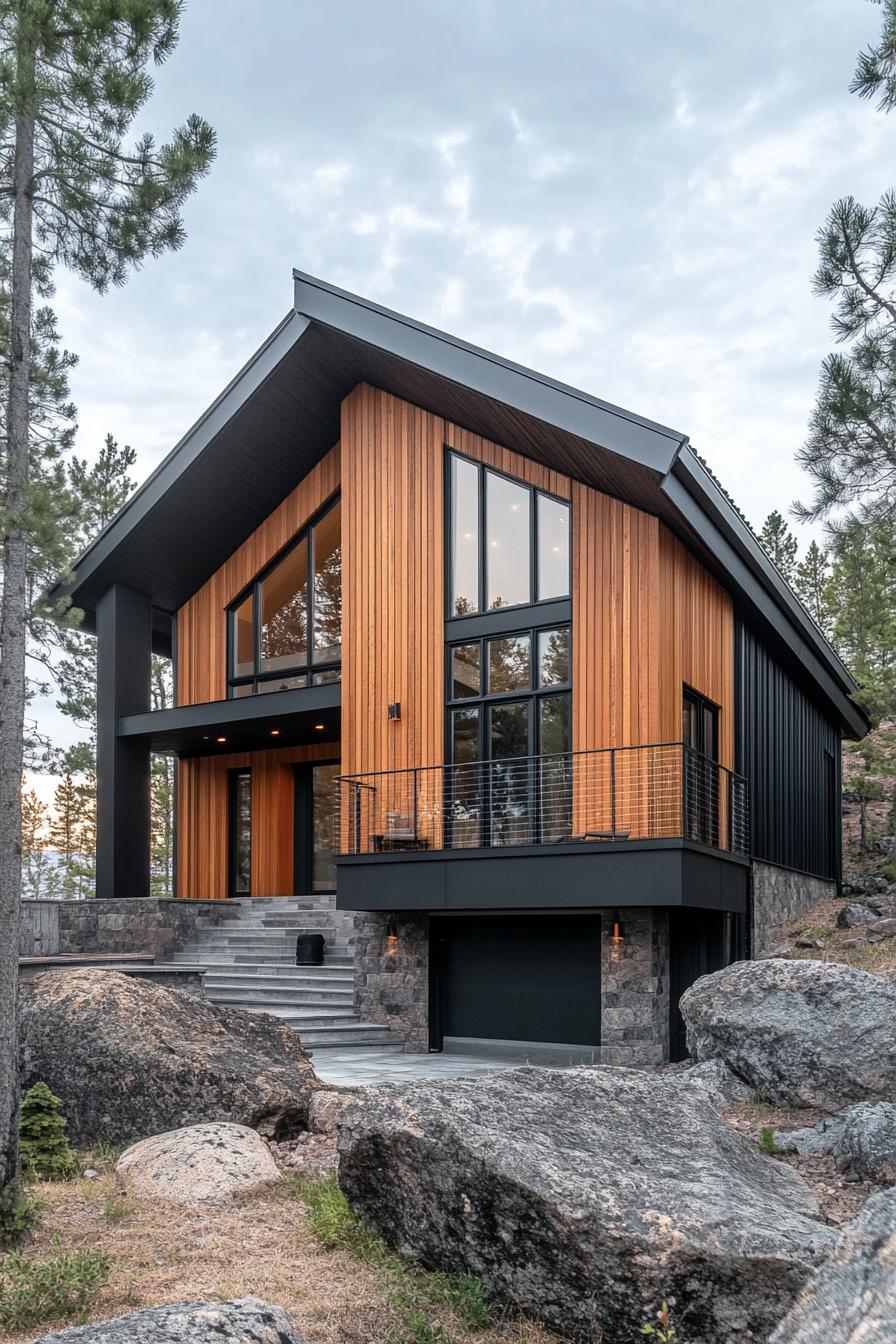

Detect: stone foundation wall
[352, 912, 429, 1051]
[598, 908, 670, 1066]
[751, 860, 837, 956]
[19, 898, 239, 959]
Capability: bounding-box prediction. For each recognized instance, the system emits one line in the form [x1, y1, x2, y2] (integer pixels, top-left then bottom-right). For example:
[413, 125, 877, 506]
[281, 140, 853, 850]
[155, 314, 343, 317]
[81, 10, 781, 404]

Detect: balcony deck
[333, 743, 750, 914]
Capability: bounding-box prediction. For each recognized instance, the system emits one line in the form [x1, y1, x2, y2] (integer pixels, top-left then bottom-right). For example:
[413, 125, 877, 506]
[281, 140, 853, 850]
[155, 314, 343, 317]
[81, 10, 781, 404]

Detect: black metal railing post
[610, 747, 616, 838]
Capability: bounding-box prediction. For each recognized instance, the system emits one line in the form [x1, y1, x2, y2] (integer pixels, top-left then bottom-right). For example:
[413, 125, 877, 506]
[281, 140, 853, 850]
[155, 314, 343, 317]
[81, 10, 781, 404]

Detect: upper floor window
[448, 452, 570, 616]
[228, 497, 341, 697]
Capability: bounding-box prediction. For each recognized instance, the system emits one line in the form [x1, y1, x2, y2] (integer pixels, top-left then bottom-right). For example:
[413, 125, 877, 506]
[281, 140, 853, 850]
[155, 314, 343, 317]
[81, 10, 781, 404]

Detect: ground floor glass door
[228, 769, 252, 898]
[294, 761, 340, 893]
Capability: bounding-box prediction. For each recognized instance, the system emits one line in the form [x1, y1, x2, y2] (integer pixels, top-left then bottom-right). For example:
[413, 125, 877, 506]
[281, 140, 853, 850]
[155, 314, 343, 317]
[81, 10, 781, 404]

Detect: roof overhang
[117, 683, 340, 756]
[52, 270, 868, 739]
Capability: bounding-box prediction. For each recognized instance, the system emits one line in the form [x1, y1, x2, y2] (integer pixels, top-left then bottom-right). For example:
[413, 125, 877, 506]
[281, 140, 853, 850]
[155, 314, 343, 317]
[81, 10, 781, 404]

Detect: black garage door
[431, 914, 601, 1049]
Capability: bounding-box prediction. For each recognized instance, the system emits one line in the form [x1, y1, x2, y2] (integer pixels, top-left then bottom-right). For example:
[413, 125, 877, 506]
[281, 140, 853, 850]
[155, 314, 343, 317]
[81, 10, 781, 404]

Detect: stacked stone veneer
[352, 907, 670, 1063]
[19, 897, 239, 960]
[751, 860, 837, 956]
[352, 911, 430, 1052]
[598, 908, 670, 1066]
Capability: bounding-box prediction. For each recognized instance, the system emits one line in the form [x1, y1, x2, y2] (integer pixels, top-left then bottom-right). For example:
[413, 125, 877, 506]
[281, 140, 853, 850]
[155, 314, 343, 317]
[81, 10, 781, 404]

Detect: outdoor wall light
[388, 702, 401, 720]
[385, 914, 399, 956]
[610, 912, 624, 945]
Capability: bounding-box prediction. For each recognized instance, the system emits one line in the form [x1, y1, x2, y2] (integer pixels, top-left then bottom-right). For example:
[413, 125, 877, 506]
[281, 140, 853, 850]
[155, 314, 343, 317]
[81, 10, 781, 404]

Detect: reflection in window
[313, 500, 342, 664]
[488, 635, 531, 693]
[229, 771, 251, 897]
[452, 644, 480, 699]
[451, 455, 480, 616]
[538, 628, 570, 687]
[487, 473, 531, 609]
[227, 497, 341, 696]
[537, 494, 570, 601]
[450, 705, 481, 848]
[260, 542, 308, 672]
[447, 453, 571, 615]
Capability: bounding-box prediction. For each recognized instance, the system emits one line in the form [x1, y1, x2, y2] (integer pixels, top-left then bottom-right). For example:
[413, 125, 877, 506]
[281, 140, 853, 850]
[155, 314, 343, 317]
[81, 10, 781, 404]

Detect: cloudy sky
[31, 0, 894, 772]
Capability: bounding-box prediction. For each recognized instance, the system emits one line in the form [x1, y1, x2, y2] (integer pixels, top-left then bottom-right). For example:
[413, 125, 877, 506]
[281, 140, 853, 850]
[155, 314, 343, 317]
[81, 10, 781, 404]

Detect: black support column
[96, 585, 152, 900]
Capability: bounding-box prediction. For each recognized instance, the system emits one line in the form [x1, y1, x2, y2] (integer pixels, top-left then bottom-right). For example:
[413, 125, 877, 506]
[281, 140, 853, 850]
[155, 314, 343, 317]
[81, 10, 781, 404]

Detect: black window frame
[446, 623, 573, 763]
[445, 449, 572, 622]
[226, 493, 341, 698]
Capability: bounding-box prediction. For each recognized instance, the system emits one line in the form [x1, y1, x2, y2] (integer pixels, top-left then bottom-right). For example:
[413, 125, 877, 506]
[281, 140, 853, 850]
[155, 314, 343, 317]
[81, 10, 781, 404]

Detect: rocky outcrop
[19, 969, 322, 1146]
[32, 1298, 306, 1344]
[770, 1188, 896, 1343]
[675, 1058, 752, 1110]
[836, 902, 879, 928]
[116, 1123, 283, 1205]
[338, 1065, 835, 1344]
[775, 1103, 896, 1184]
[681, 959, 896, 1110]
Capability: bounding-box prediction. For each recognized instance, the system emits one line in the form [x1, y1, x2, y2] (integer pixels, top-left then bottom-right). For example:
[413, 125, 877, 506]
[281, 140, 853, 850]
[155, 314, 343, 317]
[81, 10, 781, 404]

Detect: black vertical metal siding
[735, 618, 841, 881]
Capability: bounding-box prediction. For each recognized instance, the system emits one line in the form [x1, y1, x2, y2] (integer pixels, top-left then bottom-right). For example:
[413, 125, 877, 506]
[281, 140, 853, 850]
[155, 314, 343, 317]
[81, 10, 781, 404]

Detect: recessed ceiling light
[314, 723, 325, 731]
[216, 736, 227, 744]
[270, 729, 280, 736]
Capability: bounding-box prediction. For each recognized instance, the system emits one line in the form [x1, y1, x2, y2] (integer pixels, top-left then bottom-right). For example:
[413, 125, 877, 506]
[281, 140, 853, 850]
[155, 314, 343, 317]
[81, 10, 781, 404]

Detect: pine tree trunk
[0, 66, 35, 1198]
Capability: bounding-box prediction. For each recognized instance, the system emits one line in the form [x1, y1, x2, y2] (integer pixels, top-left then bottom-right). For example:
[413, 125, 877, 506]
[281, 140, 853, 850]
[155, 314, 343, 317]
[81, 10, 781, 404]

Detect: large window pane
[540, 694, 571, 754]
[486, 471, 531, 609]
[490, 701, 530, 845]
[537, 495, 570, 600]
[231, 595, 254, 679]
[260, 539, 308, 672]
[312, 762, 340, 891]
[451, 644, 480, 699]
[539, 695, 571, 841]
[538, 627, 570, 686]
[312, 501, 342, 663]
[488, 635, 531, 693]
[450, 706, 481, 848]
[451, 455, 480, 616]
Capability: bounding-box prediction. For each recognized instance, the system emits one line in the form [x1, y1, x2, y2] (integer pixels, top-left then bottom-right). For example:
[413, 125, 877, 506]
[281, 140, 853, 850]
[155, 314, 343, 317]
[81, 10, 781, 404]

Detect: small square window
[488, 635, 531, 693]
[538, 628, 570, 686]
[451, 644, 480, 699]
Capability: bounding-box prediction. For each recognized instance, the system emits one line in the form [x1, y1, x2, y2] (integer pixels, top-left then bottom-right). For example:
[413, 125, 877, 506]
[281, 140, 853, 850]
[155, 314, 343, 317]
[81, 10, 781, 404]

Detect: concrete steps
[163, 895, 396, 1050]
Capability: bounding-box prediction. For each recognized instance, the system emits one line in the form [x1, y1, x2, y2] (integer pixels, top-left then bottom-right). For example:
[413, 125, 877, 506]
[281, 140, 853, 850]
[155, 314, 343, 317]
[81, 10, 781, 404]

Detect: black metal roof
[53, 270, 868, 739]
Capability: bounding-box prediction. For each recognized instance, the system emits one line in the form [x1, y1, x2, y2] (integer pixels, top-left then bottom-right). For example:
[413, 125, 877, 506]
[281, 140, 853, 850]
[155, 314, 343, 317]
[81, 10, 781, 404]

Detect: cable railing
[334, 742, 750, 858]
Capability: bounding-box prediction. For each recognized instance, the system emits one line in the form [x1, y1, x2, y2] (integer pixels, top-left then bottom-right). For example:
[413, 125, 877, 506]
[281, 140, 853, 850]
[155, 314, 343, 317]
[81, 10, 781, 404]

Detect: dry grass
[0, 1157, 558, 1344]
[780, 897, 896, 974]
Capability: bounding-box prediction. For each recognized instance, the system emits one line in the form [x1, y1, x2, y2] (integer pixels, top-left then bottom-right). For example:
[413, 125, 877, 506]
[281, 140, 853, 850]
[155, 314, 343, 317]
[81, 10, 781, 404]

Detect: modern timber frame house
[55, 272, 870, 1064]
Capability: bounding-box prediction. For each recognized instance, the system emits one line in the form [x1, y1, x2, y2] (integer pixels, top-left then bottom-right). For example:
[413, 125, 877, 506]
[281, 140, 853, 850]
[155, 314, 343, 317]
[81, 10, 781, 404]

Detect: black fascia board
[661, 463, 869, 740]
[117, 682, 340, 755]
[292, 270, 686, 475]
[49, 310, 310, 621]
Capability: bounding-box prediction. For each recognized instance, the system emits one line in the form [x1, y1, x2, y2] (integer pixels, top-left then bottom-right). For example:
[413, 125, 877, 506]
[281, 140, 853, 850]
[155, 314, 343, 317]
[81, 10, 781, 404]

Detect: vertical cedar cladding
[571, 482, 734, 767]
[341, 383, 734, 779]
[175, 444, 341, 706]
[340, 384, 571, 778]
[176, 740, 337, 900]
[735, 619, 841, 880]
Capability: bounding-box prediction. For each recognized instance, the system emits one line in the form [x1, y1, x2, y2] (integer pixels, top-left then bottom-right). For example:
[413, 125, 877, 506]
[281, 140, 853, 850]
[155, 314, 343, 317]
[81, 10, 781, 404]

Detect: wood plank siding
[174, 381, 734, 897]
[175, 444, 341, 706]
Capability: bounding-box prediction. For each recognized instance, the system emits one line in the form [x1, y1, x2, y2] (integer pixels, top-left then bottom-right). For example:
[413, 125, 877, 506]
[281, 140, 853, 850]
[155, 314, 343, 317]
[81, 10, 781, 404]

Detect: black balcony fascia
[334, 836, 749, 915]
[116, 682, 341, 755]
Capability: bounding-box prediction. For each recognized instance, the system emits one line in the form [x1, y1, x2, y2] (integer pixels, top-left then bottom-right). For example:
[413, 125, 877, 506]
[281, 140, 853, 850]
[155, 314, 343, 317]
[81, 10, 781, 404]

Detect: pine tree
[150, 657, 174, 898]
[827, 517, 896, 719]
[759, 511, 799, 581]
[18, 1082, 78, 1181]
[20, 787, 55, 900]
[0, 0, 215, 1218]
[793, 540, 833, 636]
[851, 0, 896, 111]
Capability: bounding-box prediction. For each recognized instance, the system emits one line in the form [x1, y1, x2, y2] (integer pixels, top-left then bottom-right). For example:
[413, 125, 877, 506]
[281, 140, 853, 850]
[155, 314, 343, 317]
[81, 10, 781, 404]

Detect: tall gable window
[448, 452, 570, 616]
[227, 497, 341, 697]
